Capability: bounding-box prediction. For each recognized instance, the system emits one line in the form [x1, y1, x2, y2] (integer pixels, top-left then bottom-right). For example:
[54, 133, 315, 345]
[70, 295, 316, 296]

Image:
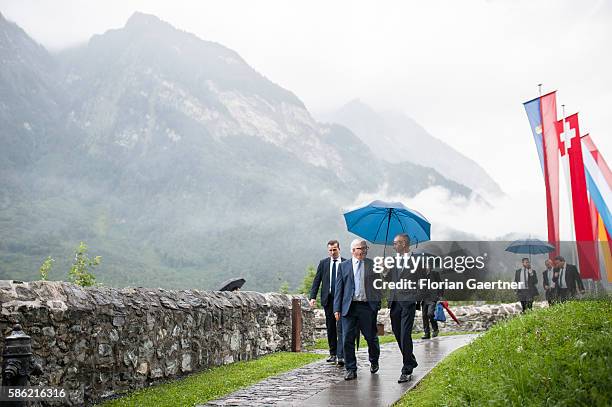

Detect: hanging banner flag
[582, 134, 612, 189]
[597, 216, 612, 283]
[582, 140, 612, 238]
[523, 92, 560, 255]
[582, 133, 612, 281]
[554, 113, 598, 279]
[524, 99, 546, 175]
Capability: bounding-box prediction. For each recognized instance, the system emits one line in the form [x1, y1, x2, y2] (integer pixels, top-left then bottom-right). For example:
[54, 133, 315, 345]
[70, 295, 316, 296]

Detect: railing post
[291, 298, 302, 352]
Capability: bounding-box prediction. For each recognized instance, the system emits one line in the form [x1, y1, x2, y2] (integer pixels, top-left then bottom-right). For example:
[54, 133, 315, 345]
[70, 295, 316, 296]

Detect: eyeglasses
[354, 247, 368, 251]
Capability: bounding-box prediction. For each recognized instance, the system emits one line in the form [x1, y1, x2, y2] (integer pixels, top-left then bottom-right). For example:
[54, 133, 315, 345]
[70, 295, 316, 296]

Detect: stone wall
[0, 280, 315, 405]
[314, 302, 547, 338]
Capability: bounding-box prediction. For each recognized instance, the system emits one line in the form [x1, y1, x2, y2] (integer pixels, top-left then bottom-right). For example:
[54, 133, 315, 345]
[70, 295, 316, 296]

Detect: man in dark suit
[333, 239, 381, 381]
[514, 258, 538, 312]
[309, 240, 345, 364]
[542, 258, 556, 306]
[387, 233, 419, 383]
[552, 255, 585, 302]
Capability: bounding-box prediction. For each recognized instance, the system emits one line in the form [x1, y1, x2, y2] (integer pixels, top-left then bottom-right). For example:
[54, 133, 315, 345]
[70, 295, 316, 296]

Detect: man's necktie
[355, 260, 363, 298]
[331, 260, 337, 298]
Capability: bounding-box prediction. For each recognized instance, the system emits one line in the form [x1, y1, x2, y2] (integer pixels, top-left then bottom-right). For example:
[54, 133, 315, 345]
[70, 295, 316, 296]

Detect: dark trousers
[545, 288, 556, 306]
[517, 290, 534, 313]
[421, 302, 438, 334]
[341, 301, 380, 372]
[557, 288, 571, 302]
[520, 301, 533, 312]
[323, 300, 343, 358]
[390, 301, 418, 374]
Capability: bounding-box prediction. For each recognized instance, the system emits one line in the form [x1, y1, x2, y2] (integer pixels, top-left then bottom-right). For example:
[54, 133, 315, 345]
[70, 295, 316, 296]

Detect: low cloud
[349, 185, 548, 241]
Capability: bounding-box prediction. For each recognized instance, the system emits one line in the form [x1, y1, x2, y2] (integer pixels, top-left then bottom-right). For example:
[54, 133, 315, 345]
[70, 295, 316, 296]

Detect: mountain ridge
[0, 12, 482, 291]
[319, 99, 503, 197]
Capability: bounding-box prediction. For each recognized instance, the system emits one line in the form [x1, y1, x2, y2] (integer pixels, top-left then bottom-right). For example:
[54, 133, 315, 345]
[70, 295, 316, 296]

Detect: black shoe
[344, 370, 357, 380]
[370, 363, 379, 374]
[421, 334, 430, 339]
[398, 373, 412, 383]
[337, 358, 345, 367]
[432, 331, 439, 338]
[326, 355, 337, 363]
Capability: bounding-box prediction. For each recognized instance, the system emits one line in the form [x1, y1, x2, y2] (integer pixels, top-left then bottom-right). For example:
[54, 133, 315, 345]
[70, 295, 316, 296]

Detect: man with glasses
[309, 240, 346, 365]
[334, 239, 381, 380]
[387, 233, 419, 383]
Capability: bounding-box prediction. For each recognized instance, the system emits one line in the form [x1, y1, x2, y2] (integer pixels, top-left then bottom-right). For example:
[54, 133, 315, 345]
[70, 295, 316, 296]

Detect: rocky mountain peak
[125, 11, 166, 29]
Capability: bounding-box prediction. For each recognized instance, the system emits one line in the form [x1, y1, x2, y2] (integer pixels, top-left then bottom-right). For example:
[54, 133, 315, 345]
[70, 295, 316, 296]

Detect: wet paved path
[203, 334, 477, 407]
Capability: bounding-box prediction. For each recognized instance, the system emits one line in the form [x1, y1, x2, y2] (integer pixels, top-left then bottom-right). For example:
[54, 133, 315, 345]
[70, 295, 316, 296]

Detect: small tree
[299, 265, 319, 306]
[39, 256, 54, 281]
[279, 281, 290, 294]
[69, 242, 101, 287]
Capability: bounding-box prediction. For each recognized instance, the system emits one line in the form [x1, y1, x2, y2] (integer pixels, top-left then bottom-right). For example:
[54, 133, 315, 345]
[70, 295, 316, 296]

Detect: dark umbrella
[218, 277, 246, 291]
[505, 238, 555, 262]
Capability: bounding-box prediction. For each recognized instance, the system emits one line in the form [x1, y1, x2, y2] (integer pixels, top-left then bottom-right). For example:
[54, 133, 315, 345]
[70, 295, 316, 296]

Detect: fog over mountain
[0, 12, 485, 291]
[319, 100, 503, 197]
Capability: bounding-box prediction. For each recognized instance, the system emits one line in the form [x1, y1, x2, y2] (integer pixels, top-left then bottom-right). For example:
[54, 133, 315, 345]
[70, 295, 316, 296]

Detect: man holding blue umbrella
[388, 233, 419, 383]
[514, 258, 538, 312]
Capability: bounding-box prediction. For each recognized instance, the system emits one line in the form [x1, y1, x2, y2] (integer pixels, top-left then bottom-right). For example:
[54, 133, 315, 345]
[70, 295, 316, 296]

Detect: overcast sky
[1, 0, 610, 239]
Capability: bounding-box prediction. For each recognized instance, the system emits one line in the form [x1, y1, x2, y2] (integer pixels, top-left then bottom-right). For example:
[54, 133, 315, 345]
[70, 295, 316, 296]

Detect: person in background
[309, 240, 346, 364]
[542, 258, 556, 306]
[552, 256, 585, 302]
[419, 259, 443, 339]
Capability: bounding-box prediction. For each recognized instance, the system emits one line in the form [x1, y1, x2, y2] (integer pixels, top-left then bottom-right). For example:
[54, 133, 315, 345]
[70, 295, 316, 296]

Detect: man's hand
[544, 285, 549, 290]
[334, 312, 340, 321]
[309, 299, 316, 308]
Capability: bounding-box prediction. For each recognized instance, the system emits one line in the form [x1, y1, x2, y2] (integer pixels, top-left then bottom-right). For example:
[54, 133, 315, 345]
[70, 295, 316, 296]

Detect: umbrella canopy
[343, 200, 431, 246]
[505, 239, 555, 255]
[218, 277, 246, 291]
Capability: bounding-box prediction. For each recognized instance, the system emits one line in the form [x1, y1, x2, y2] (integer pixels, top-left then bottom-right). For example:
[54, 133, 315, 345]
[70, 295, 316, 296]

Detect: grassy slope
[397, 299, 612, 406]
[99, 352, 323, 407]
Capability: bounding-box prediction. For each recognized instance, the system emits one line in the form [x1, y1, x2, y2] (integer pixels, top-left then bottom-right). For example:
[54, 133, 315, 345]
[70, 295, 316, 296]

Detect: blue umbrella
[343, 200, 431, 251]
[505, 239, 555, 255]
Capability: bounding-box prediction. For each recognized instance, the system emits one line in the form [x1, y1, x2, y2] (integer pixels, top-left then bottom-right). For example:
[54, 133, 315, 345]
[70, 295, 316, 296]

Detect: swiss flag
[555, 114, 599, 280]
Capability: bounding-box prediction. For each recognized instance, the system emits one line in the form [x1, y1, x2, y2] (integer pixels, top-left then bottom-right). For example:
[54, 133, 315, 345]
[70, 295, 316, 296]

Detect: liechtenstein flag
[524, 98, 546, 174]
[523, 91, 560, 252]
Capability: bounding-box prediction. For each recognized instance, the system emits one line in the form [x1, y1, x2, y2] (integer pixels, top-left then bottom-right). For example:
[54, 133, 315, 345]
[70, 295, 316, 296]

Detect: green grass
[308, 331, 478, 350]
[99, 352, 324, 407]
[396, 299, 612, 407]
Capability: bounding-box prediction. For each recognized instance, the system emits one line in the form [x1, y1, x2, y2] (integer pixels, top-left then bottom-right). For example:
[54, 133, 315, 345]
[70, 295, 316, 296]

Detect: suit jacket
[333, 257, 381, 316]
[309, 256, 346, 307]
[384, 260, 420, 303]
[418, 269, 443, 302]
[514, 268, 538, 297]
[552, 264, 584, 294]
[542, 268, 555, 289]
